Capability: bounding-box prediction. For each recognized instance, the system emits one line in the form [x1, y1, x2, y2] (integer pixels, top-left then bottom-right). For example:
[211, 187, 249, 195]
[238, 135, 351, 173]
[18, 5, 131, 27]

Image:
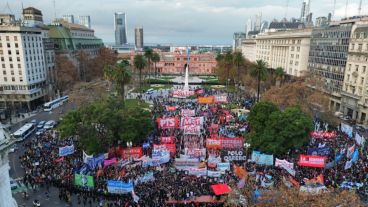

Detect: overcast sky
[3, 0, 368, 45]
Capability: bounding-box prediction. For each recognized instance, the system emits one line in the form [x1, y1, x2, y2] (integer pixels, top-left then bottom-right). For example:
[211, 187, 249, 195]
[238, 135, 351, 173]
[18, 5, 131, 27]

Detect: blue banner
[217, 162, 230, 171]
[86, 154, 104, 169]
[307, 146, 330, 156]
[351, 149, 359, 163]
[59, 145, 75, 157]
[107, 180, 134, 194]
[251, 151, 274, 166]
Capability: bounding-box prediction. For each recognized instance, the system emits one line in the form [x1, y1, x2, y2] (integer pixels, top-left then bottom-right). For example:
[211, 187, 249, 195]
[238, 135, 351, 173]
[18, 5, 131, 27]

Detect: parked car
[43, 120, 56, 130]
[35, 128, 46, 136]
[30, 119, 37, 125]
[10, 178, 17, 190]
[37, 121, 46, 129]
[8, 144, 18, 153]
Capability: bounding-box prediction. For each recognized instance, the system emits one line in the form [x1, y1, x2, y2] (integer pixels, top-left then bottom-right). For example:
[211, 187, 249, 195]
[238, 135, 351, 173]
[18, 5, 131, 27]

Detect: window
[11, 77, 15, 82]
[363, 66, 366, 73]
[297, 47, 300, 52]
[10, 64, 13, 69]
[0, 57, 3, 61]
[10, 70, 14, 75]
[4, 77, 7, 82]
[9, 57, 12, 62]
[348, 64, 351, 71]
[6, 36, 9, 41]
[361, 77, 364, 84]
[8, 50, 11, 55]
[18, 64, 21, 68]
[19, 77, 23, 82]
[14, 36, 17, 41]
[2, 71, 6, 75]
[16, 57, 20, 62]
[16, 50, 19, 55]
[7, 43, 10, 48]
[355, 65, 359, 72]
[18, 70, 22, 75]
[1, 64, 4, 68]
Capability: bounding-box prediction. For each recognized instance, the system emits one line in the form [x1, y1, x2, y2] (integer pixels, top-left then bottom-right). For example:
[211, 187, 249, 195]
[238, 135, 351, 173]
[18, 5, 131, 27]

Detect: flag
[351, 149, 359, 163]
[344, 160, 353, 170]
[233, 164, 248, 179]
[83, 151, 93, 164]
[347, 145, 355, 159]
[55, 157, 64, 162]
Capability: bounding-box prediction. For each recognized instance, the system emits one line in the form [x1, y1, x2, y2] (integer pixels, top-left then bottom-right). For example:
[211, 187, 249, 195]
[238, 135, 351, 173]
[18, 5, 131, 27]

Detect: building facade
[134, 26, 143, 49]
[241, 38, 256, 62]
[114, 12, 127, 45]
[308, 20, 354, 112]
[255, 28, 312, 77]
[233, 32, 246, 50]
[341, 22, 368, 123]
[130, 50, 216, 75]
[0, 15, 48, 111]
[62, 14, 75, 24]
[22, 7, 43, 27]
[78, 16, 91, 29]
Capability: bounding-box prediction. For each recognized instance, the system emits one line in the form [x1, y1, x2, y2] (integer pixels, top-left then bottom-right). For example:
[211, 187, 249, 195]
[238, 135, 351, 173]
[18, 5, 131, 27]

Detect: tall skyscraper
[300, 0, 311, 23]
[246, 18, 253, 36]
[134, 26, 144, 49]
[114, 12, 128, 45]
[254, 13, 262, 31]
[62, 14, 74, 23]
[78, 15, 91, 29]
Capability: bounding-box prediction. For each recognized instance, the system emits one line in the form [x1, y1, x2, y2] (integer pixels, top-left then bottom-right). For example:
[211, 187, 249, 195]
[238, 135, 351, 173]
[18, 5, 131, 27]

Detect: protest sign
[222, 150, 247, 162]
[157, 117, 179, 129]
[307, 146, 330, 156]
[217, 162, 230, 171]
[214, 95, 228, 103]
[181, 109, 195, 117]
[198, 96, 214, 104]
[298, 155, 326, 168]
[172, 90, 195, 98]
[166, 106, 177, 111]
[275, 158, 295, 176]
[184, 148, 206, 160]
[181, 117, 204, 128]
[183, 125, 201, 135]
[206, 137, 244, 149]
[107, 180, 134, 194]
[59, 145, 75, 157]
[251, 151, 274, 166]
[122, 147, 143, 160]
[160, 136, 175, 144]
[207, 170, 222, 177]
[187, 167, 207, 177]
[104, 158, 117, 167]
[137, 172, 155, 183]
[153, 144, 176, 156]
[74, 174, 94, 188]
[142, 152, 170, 167]
[175, 158, 200, 170]
[310, 131, 336, 139]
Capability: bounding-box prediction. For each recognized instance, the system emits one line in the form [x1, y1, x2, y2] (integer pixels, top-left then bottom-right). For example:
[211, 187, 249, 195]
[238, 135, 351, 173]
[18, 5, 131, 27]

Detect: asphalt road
[7, 102, 83, 207]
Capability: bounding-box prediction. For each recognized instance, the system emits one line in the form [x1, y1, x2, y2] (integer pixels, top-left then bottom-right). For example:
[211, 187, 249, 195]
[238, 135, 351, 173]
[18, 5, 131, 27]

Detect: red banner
[198, 96, 214, 104]
[122, 147, 143, 160]
[181, 117, 204, 128]
[154, 144, 176, 156]
[166, 106, 177, 111]
[206, 138, 244, 149]
[160, 136, 175, 144]
[310, 131, 336, 139]
[157, 117, 179, 129]
[172, 90, 195, 97]
[298, 154, 326, 168]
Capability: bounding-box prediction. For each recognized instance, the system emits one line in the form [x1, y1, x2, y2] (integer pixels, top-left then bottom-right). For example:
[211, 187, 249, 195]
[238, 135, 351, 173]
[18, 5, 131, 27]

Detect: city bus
[43, 96, 69, 112]
[12, 123, 36, 141]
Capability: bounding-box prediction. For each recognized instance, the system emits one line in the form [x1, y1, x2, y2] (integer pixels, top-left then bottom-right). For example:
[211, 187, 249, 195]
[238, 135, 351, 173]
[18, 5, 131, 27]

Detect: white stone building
[241, 38, 256, 62]
[255, 28, 312, 77]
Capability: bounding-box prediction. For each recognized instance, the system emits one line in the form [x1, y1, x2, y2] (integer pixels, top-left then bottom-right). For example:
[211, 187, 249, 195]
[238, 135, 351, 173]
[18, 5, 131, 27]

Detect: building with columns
[341, 22, 368, 123]
[255, 28, 312, 77]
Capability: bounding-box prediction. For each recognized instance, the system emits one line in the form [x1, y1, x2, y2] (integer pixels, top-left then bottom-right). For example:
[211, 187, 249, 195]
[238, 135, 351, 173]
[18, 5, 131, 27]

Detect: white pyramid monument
[0, 124, 18, 207]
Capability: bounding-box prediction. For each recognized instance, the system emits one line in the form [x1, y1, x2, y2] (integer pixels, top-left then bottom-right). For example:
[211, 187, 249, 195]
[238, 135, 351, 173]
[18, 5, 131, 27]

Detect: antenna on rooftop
[358, 0, 363, 16]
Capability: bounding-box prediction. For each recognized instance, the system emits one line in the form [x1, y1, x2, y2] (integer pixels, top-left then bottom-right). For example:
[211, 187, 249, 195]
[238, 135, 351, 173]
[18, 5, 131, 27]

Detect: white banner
[181, 117, 204, 128]
[184, 148, 206, 159]
[214, 95, 228, 103]
[275, 158, 295, 176]
[183, 125, 201, 135]
[207, 170, 222, 177]
[181, 109, 195, 117]
[187, 167, 207, 177]
[172, 90, 195, 98]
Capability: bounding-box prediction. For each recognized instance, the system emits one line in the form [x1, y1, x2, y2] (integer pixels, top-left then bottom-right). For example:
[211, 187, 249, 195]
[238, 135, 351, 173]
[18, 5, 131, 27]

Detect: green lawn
[132, 84, 173, 93]
[125, 99, 149, 109]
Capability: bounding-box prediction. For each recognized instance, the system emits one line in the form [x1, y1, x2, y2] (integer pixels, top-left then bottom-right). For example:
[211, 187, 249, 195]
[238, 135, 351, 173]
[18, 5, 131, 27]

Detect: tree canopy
[58, 98, 152, 154]
[247, 101, 313, 155]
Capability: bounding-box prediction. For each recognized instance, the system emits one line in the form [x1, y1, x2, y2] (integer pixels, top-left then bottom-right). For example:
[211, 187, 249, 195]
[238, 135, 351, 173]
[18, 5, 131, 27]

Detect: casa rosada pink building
[130, 50, 217, 75]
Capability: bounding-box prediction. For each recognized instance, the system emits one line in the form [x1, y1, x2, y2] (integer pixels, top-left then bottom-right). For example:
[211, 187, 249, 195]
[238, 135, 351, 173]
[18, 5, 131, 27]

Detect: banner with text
[222, 150, 247, 162]
[275, 158, 295, 176]
[198, 96, 214, 104]
[307, 146, 330, 156]
[298, 154, 326, 168]
[217, 162, 231, 171]
[181, 109, 196, 117]
[107, 180, 134, 194]
[172, 90, 195, 98]
[206, 138, 244, 149]
[181, 117, 204, 128]
[310, 131, 337, 139]
[184, 148, 206, 160]
[183, 125, 201, 135]
[157, 117, 179, 129]
[122, 147, 143, 160]
[160, 136, 175, 144]
[153, 144, 176, 156]
[214, 95, 228, 103]
[251, 151, 274, 166]
[59, 145, 75, 157]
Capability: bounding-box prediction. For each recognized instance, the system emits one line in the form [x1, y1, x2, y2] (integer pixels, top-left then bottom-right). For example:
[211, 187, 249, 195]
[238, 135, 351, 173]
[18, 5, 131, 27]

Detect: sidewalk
[2, 111, 39, 129]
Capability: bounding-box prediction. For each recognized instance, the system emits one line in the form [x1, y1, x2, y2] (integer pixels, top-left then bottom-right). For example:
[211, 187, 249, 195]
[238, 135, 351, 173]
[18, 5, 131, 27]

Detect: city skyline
[3, 0, 368, 44]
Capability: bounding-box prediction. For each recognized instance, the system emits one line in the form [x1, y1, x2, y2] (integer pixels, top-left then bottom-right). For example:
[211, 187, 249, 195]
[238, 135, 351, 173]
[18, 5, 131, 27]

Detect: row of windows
[350, 43, 368, 52]
[257, 39, 302, 45]
[1, 74, 45, 83]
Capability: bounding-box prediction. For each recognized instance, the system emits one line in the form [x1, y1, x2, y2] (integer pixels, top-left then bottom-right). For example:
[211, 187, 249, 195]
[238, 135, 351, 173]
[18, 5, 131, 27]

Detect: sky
[3, 0, 368, 45]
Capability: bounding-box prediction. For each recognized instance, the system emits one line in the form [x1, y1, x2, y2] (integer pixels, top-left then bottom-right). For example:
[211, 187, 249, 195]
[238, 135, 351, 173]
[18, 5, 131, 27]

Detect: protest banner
[310, 131, 337, 139]
[207, 170, 222, 177]
[175, 157, 200, 170]
[340, 181, 364, 189]
[275, 158, 295, 176]
[195, 88, 204, 94]
[160, 136, 175, 144]
[74, 174, 94, 188]
[187, 167, 207, 177]
[86, 154, 105, 169]
[143, 152, 170, 167]
[251, 151, 274, 166]
[298, 155, 326, 168]
[183, 125, 201, 135]
[103, 157, 117, 167]
[154, 144, 176, 156]
[83, 151, 93, 164]
[208, 156, 221, 168]
[122, 147, 143, 160]
[214, 95, 228, 103]
[157, 117, 179, 129]
[181, 109, 195, 117]
[222, 150, 247, 162]
[198, 96, 214, 104]
[206, 138, 244, 149]
[59, 145, 75, 157]
[107, 180, 134, 194]
[355, 133, 365, 146]
[206, 138, 222, 148]
[166, 106, 177, 111]
[172, 90, 195, 98]
[289, 176, 301, 189]
[184, 148, 206, 160]
[181, 117, 204, 128]
[136, 172, 155, 183]
[307, 146, 330, 156]
[217, 162, 230, 172]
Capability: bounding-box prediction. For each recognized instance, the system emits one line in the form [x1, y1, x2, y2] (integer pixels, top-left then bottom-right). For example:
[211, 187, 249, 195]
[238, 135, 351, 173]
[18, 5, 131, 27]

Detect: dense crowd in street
[18, 88, 368, 206]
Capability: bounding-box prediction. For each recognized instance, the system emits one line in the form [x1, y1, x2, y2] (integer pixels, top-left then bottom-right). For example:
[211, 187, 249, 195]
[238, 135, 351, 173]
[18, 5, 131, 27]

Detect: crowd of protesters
[18, 87, 368, 206]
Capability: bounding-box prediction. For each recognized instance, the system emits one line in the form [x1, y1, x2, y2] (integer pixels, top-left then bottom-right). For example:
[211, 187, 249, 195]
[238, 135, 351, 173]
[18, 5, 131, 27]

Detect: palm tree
[144, 48, 153, 81]
[233, 51, 245, 88]
[250, 60, 268, 102]
[275, 67, 286, 87]
[151, 52, 160, 77]
[133, 54, 147, 92]
[104, 63, 132, 104]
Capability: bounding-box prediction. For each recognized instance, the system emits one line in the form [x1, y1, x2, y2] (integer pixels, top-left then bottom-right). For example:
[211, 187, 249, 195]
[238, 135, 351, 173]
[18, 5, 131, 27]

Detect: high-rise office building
[246, 18, 253, 37]
[300, 0, 312, 24]
[62, 14, 74, 23]
[114, 12, 127, 45]
[78, 15, 91, 29]
[254, 13, 262, 31]
[233, 32, 246, 50]
[134, 26, 143, 49]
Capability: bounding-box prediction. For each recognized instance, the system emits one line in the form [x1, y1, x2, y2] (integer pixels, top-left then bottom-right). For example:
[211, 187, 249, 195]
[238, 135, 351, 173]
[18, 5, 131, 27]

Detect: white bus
[43, 96, 69, 112]
[12, 123, 36, 141]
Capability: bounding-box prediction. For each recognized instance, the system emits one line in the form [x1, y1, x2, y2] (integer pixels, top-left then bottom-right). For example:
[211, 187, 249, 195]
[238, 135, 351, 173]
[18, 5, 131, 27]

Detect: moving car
[43, 120, 56, 130]
[37, 121, 46, 129]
